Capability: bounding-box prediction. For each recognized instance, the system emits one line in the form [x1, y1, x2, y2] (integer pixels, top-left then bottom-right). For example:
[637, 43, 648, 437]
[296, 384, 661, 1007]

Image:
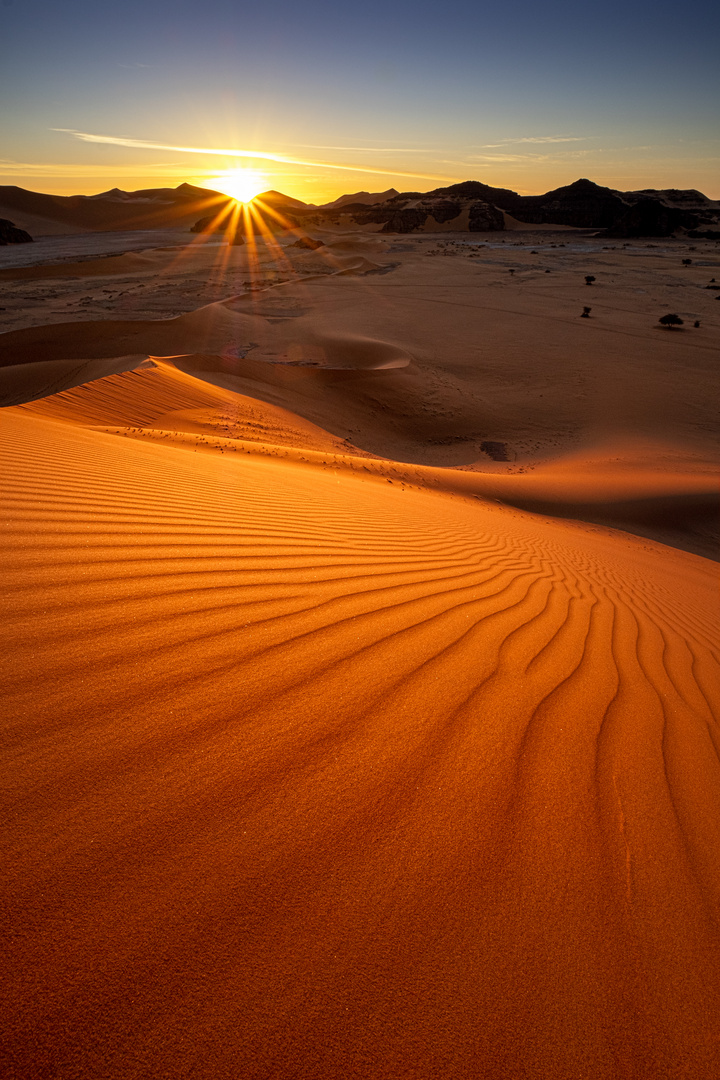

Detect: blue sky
[2, 0, 718, 200]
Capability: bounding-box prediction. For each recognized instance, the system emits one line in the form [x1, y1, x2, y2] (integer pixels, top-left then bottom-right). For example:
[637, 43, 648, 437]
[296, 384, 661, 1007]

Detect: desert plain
[1, 215, 719, 1079]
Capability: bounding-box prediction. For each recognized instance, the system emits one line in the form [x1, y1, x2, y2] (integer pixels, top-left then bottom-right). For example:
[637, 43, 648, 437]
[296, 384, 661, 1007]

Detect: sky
[1, 0, 718, 202]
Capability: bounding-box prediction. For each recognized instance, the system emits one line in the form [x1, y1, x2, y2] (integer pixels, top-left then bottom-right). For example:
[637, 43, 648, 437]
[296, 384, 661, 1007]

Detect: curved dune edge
[10, 357, 718, 558]
[0, 251, 165, 282]
[0, 309, 413, 371]
[1, 401, 719, 1079]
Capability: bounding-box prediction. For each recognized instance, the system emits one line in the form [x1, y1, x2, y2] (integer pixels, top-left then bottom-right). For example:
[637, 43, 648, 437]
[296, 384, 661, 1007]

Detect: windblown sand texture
[1, 225, 719, 1079]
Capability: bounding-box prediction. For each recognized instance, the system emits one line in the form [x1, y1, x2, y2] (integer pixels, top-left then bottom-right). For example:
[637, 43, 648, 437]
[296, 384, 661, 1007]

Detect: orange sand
[1, 227, 719, 1079]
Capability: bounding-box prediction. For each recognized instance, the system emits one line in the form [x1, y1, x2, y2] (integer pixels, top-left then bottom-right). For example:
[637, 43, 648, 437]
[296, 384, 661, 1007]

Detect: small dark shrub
[659, 313, 684, 329]
[585, 275, 595, 285]
[581, 307, 591, 318]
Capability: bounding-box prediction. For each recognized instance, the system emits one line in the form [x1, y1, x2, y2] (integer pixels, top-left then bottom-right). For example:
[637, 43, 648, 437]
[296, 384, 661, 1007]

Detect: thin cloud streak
[478, 136, 589, 148]
[289, 143, 431, 153]
[0, 159, 195, 177]
[53, 130, 456, 182]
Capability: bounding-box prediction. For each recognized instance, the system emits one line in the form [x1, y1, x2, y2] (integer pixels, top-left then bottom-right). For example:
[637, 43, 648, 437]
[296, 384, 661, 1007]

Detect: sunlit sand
[1, 218, 719, 1078]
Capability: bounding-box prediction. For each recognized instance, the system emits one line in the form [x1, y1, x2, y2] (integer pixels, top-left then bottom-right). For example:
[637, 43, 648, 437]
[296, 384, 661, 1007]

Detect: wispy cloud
[456, 154, 555, 164]
[117, 62, 154, 69]
[477, 136, 589, 148]
[52, 129, 456, 181]
[289, 143, 429, 153]
[0, 159, 195, 178]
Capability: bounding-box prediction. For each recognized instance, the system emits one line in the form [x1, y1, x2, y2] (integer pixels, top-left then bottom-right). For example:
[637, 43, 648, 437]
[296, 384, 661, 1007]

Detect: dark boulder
[290, 236, 325, 249]
[190, 215, 218, 234]
[0, 218, 33, 244]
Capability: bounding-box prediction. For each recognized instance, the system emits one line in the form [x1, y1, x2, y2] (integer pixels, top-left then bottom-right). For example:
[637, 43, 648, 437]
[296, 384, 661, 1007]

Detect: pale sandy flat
[1, 225, 719, 1079]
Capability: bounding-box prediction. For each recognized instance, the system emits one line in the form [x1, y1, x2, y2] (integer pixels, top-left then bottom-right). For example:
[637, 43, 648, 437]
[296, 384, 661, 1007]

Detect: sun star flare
[209, 168, 266, 204]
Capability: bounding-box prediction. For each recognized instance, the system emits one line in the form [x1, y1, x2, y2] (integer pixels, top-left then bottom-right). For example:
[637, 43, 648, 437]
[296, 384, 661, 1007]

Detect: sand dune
[13, 358, 717, 555]
[2, 391, 719, 1079]
[1, 226, 719, 1078]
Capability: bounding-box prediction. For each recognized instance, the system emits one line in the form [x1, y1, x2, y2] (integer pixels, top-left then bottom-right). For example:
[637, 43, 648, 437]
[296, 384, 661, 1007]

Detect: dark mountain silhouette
[1, 180, 717, 239]
[319, 189, 400, 209]
[0, 183, 237, 235]
[294, 177, 720, 236]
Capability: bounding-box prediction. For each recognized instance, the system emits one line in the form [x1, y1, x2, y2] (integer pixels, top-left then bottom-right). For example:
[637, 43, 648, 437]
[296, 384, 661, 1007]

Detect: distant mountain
[294, 178, 720, 236]
[254, 189, 309, 210]
[1, 180, 717, 240]
[319, 189, 400, 209]
[0, 183, 235, 236]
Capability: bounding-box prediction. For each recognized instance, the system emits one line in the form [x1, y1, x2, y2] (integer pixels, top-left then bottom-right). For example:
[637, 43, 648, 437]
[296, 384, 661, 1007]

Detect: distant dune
[0, 181, 235, 235]
[1, 221, 718, 1079]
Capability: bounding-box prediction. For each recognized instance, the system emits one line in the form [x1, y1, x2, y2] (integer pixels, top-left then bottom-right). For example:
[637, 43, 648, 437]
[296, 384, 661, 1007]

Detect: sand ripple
[1, 400, 719, 1079]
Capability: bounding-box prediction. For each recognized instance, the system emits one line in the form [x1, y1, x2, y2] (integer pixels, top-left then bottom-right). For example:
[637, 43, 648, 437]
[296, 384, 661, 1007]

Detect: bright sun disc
[210, 168, 265, 204]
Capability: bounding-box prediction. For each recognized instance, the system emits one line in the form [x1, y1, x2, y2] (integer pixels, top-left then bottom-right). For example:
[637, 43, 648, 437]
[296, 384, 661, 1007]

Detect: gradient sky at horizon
[1, 0, 718, 201]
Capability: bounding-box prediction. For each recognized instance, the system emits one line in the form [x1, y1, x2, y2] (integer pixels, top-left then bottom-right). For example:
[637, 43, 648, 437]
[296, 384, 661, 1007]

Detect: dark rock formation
[313, 192, 502, 234]
[190, 215, 218, 234]
[0, 218, 33, 244]
[504, 179, 627, 229]
[290, 236, 325, 249]
[605, 199, 692, 238]
[379, 208, 429, 233]
[468, 201, 505, 231]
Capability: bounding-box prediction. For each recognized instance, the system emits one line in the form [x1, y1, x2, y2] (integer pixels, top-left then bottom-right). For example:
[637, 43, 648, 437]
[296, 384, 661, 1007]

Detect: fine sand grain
[1, 226, 719, 1079]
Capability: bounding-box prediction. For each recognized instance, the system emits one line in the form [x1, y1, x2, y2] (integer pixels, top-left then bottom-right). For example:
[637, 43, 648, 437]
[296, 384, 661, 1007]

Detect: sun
[209, 168, 266, 204]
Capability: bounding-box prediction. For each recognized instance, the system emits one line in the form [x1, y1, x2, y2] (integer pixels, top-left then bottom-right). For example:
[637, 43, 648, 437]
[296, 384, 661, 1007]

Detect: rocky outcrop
[311, 190, 503, 233]
[290, 236, 325, 249]
[190, 215, 218, 234]
[605, 199, 691, 238]
[468, 201, 505, 231]
[0, 218, 33, 244]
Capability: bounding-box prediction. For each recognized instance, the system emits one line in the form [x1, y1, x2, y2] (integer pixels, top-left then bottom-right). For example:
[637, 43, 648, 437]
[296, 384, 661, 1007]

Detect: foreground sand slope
[12, 356, 718, 558]
[1, 378, 719, 1078]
